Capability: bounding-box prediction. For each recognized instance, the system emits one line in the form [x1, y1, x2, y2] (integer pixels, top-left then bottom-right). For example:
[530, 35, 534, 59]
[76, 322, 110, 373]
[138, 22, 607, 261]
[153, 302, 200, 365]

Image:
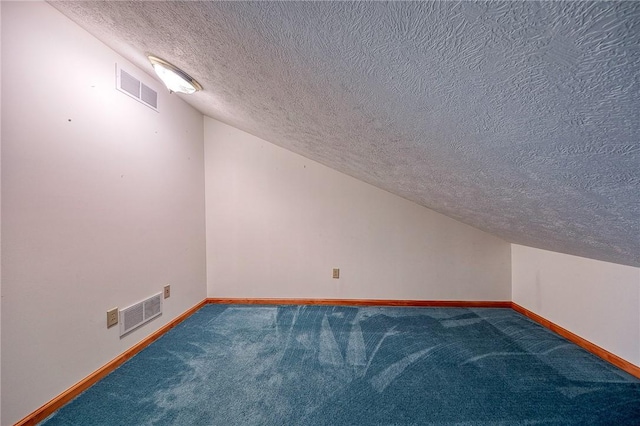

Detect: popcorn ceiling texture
[50, 1, 640, 267]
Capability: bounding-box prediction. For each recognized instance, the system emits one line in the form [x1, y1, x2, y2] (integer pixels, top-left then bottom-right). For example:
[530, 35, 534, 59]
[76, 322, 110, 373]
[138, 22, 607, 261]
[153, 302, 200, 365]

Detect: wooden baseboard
[206, 297, 512, 308]
[511, 302, 640, 379]
[15, 299, 207, 426]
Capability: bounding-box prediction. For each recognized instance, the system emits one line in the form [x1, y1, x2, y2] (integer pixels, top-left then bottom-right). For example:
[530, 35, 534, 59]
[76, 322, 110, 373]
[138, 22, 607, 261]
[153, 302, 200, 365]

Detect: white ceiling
[51, 1, 639, 267]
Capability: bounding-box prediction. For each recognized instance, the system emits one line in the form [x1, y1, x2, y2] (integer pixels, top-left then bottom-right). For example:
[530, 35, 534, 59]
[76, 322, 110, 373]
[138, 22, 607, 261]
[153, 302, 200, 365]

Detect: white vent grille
[119, 292, 163, 336]
[140, 83, 158, 109]
[116, 64, 158, 111]
[120, 69, 140, 98]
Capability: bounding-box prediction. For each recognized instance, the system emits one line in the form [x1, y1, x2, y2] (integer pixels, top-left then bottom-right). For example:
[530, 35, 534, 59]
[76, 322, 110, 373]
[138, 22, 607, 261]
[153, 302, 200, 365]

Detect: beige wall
[512, 244, 640, 366]
[1, 3, 206, 424]
[204, 118, 512, 301]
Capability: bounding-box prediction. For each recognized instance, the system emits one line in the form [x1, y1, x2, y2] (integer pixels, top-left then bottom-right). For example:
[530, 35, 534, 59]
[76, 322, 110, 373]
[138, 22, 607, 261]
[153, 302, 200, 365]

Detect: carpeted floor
[41, 304, 640, 425]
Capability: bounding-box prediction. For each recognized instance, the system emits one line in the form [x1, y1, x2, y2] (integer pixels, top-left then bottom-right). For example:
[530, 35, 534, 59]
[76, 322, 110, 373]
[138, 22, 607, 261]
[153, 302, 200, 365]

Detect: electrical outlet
[107, 308, 119, 328]
[164, 285, 171, 299]
[332, 268, 340, 279]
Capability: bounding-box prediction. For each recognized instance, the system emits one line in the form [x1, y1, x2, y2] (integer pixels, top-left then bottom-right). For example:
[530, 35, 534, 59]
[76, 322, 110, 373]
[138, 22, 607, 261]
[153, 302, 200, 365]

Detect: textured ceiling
[50, 1, 639, 267]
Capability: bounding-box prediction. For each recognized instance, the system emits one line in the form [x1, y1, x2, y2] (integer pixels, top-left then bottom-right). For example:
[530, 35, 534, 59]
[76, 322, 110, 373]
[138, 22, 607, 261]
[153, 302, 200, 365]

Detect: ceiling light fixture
[148, 55, 202, 94]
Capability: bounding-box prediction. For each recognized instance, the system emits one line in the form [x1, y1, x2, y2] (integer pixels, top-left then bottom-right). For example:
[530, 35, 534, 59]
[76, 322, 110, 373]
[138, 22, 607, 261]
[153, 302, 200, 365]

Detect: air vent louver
[116, 64, 158, 111]
[140, 83, 158, 109]
[119, 292, 163, 336]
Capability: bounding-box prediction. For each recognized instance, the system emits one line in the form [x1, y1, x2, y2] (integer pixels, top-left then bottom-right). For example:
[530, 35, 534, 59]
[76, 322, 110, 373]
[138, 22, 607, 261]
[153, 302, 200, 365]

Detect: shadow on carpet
[41, 305, 640, 425]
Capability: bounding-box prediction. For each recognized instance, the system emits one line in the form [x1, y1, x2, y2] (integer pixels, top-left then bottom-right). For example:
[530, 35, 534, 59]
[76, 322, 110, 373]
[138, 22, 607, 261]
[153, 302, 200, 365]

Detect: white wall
[512, 244, 640, 366]
[1, 3, 206, 424]
[205, 118, 511, 301]
[0, 4, 3, 423]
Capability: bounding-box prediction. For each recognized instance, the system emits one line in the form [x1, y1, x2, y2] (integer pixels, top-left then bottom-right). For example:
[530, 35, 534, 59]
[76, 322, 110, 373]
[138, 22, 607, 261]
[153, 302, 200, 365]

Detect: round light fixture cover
[148, 55, 202, 94]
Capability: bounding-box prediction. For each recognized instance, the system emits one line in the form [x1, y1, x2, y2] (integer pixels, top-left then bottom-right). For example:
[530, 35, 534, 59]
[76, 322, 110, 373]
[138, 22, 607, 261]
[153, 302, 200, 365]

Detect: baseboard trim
[15, 299, 208, 426]
[206, 297, 512, 308]
[511, 302, 640, 379]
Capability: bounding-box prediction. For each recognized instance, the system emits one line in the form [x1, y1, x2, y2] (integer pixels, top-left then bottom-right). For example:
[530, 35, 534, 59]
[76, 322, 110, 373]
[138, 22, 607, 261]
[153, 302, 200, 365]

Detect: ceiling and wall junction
[50, 1, 640, 267]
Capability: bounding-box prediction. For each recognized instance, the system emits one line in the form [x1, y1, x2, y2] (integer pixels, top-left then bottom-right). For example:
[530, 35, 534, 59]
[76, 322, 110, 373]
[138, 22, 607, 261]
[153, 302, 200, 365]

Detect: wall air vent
[119, 292, 163, 337]
[116, 64, 158, 111]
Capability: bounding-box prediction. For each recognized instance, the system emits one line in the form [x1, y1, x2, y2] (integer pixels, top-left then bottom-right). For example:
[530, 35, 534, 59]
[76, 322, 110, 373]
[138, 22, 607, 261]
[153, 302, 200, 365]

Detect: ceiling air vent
[119, 292, 163, 337]
[116, 64, 158, 111]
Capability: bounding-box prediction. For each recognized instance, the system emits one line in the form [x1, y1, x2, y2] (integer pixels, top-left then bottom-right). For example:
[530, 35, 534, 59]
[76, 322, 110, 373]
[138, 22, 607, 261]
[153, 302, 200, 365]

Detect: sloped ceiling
[50, 1, 639, 267]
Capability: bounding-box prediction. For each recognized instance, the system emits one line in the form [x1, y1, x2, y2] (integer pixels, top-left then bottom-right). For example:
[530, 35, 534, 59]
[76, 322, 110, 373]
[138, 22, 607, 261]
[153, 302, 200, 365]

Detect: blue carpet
[41, 305, 640, 425]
